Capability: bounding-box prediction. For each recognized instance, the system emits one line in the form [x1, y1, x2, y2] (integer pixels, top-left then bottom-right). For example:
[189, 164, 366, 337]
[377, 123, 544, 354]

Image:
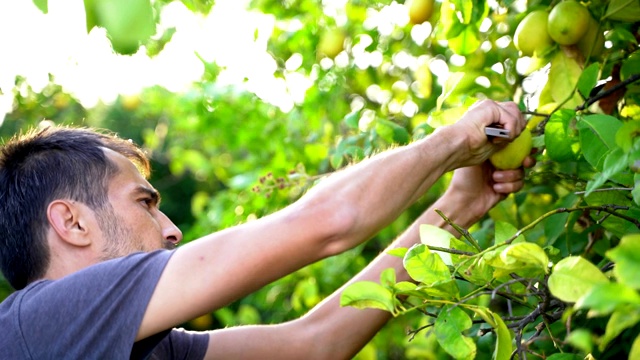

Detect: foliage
[3, 0, 640, 358]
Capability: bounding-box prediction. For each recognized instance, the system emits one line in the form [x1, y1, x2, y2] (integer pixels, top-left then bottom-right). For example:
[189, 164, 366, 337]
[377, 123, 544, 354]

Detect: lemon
[490, 128, 533, 170]
[408, 0, 435, 25]
[547, 1, 590, 45]
[318, 29, 346, 59]
[514, 10, 555, 57]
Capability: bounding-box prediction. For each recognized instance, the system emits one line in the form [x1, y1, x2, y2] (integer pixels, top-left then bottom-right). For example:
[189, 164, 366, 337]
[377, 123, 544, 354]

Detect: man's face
[96, 149, 182, 260]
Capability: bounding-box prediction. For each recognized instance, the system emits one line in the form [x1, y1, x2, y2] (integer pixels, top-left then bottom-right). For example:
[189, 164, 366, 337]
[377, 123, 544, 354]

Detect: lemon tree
[10, 0, 640, 358]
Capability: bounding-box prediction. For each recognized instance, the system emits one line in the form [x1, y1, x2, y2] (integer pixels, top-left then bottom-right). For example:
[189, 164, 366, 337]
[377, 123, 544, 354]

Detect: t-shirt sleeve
[132, 328, 210, 360]
[16, 249, 196, 359]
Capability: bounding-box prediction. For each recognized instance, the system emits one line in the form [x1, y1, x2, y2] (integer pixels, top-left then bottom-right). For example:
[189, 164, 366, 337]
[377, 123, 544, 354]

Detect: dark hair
[0, 125, 150, 290]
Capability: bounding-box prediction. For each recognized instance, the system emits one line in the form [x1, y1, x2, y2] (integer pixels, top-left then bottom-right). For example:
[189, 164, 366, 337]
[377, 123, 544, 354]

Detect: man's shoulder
[0, 280, 49, 358]
[0, 249, 176, 359]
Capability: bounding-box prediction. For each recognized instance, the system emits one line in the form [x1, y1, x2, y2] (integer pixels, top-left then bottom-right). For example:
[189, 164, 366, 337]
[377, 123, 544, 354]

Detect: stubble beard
[95, 204, 171, 261]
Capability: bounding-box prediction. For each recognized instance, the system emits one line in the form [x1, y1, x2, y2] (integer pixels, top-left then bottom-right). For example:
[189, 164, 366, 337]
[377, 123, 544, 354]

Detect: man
[0, 100, 530, 359]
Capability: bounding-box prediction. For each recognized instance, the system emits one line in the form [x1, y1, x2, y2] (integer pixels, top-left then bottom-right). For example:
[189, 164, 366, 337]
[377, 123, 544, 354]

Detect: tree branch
[576, 73, 640, 111]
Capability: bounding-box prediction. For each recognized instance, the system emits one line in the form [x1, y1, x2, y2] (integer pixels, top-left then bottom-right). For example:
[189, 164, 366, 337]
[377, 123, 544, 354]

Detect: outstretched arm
[202, 160, 531, 359]
[138, 100, 525, 341]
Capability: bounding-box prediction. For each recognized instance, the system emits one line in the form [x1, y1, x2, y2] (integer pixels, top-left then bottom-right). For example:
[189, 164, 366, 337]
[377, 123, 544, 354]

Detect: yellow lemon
[408, 0, 435, 25]
[490, 128, 533, 170]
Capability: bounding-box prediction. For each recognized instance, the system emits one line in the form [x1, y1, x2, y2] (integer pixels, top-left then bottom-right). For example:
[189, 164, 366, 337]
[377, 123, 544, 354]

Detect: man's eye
[140, 198, 153, 208]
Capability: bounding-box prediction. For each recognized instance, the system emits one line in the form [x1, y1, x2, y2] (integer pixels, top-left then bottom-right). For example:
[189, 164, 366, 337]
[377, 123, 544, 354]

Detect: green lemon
[514, 10, 555, 57]
[490, 128, 533, 170]
[547, 0, 590, 45]
[318, 29, 346, 59]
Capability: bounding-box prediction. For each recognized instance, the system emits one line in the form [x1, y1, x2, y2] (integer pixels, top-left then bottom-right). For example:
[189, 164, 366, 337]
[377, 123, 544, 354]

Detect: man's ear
[47, 200, 92, 247]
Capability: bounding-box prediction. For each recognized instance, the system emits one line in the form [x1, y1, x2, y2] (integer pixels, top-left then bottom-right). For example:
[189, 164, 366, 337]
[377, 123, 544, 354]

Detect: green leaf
[419, 224, 454, 265]
[577, 63, 600, 99]
[604, 0, 640, 22]
[417, 280, 460, 299]
[32, 0, 48, 13]
[578, 114, 622, 171]
[84, 0, 97, 32]
[634, 174, 640, 206]
[576, 282, 640, 314]
[600, 306, 640, 351]
[616, 120, 640, 152]
[545, 354, 583, 360]
[435, 306, 476, 360]
[91, 0, 157, 55]
[585, 191, 640, 238]
[548, 51, 583, 108]
[484, 242, 549, 278]
[548, 256, 609, 303]
[394, 281, 457, 301]
[585, 147, 630, 195]
[545, 109, 579, 162]
[435, 75, 465, 111]
[375, 119, 409, 145]
[343, 111, 360, 129]
[393, 281, 425, 301]
[380, 268, 396, 288]
[606, 234, 640, 289]
[492, 312, 512, 360]
[457, 256, 493, 285]
[403, 244, 452, 286]
[494, 221, 521, 244]
[386, 247, 408, 258]
[452, 0, 473, 24]
[499, 242, 549, 274]
[621, 52, 640, 81]
[631, 333, 640, 360]
[448, 25, 481, 56]
[340, 281, 397, 314]
[544, 213, 569, 246]
[566, 328, 593, 354]
[464, 307, 512, 360]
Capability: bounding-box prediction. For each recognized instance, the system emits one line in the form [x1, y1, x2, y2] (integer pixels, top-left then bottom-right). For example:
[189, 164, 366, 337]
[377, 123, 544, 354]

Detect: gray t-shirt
[0, 250, 209, 359]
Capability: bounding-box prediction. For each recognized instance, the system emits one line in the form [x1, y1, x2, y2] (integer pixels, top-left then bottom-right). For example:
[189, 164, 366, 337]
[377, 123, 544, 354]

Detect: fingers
[492, 168, 525, 194]
[522, 155, 536, 169]
[463, 100, 525, 143]
[496, 102, 526, 140]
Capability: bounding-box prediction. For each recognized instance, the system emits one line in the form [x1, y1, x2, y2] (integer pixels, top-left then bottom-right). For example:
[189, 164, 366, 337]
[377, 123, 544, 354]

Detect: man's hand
[446, 100, 526, 168]
[434, 155, 535, 234]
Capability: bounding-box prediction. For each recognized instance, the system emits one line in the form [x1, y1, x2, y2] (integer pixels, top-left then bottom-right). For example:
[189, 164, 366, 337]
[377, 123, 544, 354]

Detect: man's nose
[159, 211, 183, 245]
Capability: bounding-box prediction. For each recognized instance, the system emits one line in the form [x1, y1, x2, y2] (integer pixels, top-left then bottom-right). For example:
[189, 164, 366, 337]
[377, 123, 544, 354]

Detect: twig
[407, 323, 434, 341]
[601, 261, 615, 273]
[576, 73, 640, 111]
[434, 209, 482, 252]
[505, 204, 638, 245]
[574, 187, 633, 195]
[424, 245, 475, 256]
